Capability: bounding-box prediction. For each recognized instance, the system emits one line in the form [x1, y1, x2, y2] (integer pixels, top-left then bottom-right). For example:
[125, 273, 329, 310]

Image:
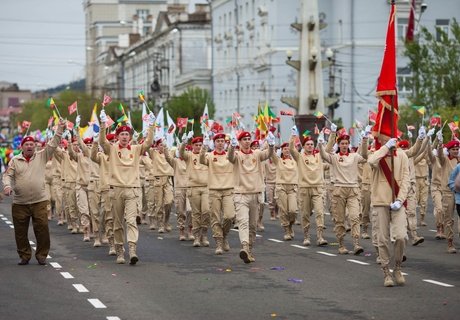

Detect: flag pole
[390, 95, 396, 204]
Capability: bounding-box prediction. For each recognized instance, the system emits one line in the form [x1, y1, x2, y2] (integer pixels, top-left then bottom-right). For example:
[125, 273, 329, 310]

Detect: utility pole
[281, 0, 326, 136]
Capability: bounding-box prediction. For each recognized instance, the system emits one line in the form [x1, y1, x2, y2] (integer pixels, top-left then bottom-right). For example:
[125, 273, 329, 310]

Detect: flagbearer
[98, 109, 155, 265]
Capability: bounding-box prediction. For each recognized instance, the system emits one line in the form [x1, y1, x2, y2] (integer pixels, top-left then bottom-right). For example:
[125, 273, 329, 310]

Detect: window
[397, 67, 412, 95]
[397, 18, 408, 41]
[435, 19, 450, 41]
[136, 9, 149, 21]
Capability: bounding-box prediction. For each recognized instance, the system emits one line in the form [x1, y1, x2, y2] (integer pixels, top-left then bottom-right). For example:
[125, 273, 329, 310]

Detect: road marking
[324, 212, 331, 215]
[47, 254, 52, 259]
[1, 217, 7, 220]
[268, 238, 283, 243]
[32, 246, 36, 250]
[423, 279, 454, 287]
[50, 262, 62, 269]
[88, 298, 107, 308]
[73, 284, 89, 292]
[29, 241, 35, 245]
[291, 244, 309, 250]
[429, 229, 437, 233]
[0, 214, 4, 217]
[317, 251, 337, 257]
[389, 269, 408, 276]
[107, 317, 121, 320]
[347, 259, 370, 265]
[5, 221, 12, 225]
[60, 272, 74, 279]
[256, 234, 263, 238]
[9, 225, 14, 229]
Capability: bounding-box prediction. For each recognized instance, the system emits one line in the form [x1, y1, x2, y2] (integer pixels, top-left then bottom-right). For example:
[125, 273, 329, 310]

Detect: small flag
[337, 128, 347, 136]
[138, 90, 145, 102]
[117, 114, 129, 124]
[188, 119, 195, 125]
[177, 117, 188, 128]
[66, 121, 74, 130]
[368, 110, 377, 123]
[106, 115, 115, 127]
[280, 110, 294, 116]
[68, 101, 78, 115]
[22, 120, 31, 129]
[142, 113, 151, 122]
[314, 124, 320, 135]
[448, 122, 459, 133]
[102, 94, 112, 107]
[429, 114, 441, 127]
[324, 128, 331, 135]
[412, 105, 426, 115]
[313, 111, 324, 118]
[46, 97, 56, 109]
[302, 130, 311, 138]
[117, 103, 126, 114]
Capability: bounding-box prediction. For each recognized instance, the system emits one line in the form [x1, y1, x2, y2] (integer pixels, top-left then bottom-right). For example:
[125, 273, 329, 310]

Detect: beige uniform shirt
[200, 148, 234, 190]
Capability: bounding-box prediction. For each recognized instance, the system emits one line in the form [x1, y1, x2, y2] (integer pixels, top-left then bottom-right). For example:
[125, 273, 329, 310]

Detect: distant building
[0, 82, 31, 137]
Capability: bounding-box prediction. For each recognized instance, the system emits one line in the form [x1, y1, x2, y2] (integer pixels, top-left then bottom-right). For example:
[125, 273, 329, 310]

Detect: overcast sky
[0, 0, 85, 92]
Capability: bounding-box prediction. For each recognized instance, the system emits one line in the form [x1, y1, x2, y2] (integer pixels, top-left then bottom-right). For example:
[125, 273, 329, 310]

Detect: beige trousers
[209, 189, 235, 238]
[331, 186, 361, 240]
[298, 186, 324, 232]
[275, 184, 298, 227]
[187, 186, 210, 232]
[234, 193, 261, 245]
[111, 186, 141, 245]
[415, 177, 429, 218]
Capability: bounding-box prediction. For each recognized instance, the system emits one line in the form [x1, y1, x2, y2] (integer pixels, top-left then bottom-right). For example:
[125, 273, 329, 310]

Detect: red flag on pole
[68, 101, 78, 115]
[177, 117, 188, 128]
[405, 0, 416, 43]
[372, 2, 398, 141]
[102, 94, 112, 107]
[22, 120, 31, 129]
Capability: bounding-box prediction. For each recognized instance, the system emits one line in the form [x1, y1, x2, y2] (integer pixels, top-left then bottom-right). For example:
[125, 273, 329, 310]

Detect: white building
[210, 0, 460, 139]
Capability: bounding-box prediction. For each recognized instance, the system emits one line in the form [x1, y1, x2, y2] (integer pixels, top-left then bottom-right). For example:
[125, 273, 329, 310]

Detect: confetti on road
[288, 278, 303, 283]
[270, 266, 285, 271]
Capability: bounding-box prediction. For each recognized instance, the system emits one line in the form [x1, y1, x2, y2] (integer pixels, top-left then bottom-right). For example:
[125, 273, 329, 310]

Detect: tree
[165, 87, 215, 136]
[404, 19, 460, 111]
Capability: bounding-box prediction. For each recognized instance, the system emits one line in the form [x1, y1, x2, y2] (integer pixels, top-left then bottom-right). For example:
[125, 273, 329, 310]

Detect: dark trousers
[12, 200, 50, 261]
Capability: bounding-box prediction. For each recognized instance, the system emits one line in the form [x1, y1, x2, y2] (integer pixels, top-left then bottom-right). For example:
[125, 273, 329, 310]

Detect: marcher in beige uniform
[51, 141, 65, 225]
[91, 133, 117, 255]
[3, 119, 65, 265]
[289, 131, 328, 246]
[436, 135, 459, 253]
[414, 149, 430, 226]
[99, 109, 155, 265]
[164, 145, 193, 241]
[427, 139, 447, 239]
[54, 137, 79, 233]
[271, 141, 298, 241]
[179, 135, 210, 247]
[200, 133, 235, 254]
[397, 129, 431, 246]
[264, 149, 278, 220]
[76, 133, 103, 247]
[368, 137, 410, 287]
[228, 131, 275, 263]
[250, 140, 266, 231]
[68, 135, 92, 242]
[319, 127, 369, 255]
[148, 139, 174, 233]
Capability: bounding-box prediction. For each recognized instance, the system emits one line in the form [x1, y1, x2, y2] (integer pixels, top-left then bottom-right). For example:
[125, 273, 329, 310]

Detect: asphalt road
[1, 197, 459, 320]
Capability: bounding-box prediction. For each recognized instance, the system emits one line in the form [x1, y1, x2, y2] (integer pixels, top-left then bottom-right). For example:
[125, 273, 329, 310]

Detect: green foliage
[404, 19, 460, 111]
[164, 87, 215, 136]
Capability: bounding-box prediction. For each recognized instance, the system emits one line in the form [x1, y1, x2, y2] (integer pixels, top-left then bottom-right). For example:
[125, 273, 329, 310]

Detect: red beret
[337, 134, 350, 142]
[280, 142, 289, 149]
[269, 126, 277, 133]
[83, 137, 93, 145]
[303, 136, 313, 145]
[238, 131, 251, 141]
[445, 140, 460, 149]
[106, 133, 116, 141]
[398, 140, 409, 148]
[116, 125, 132, 136]
[191, 136, 203, 144]
[250, 140, 259, 147]
[213, 133, 226, 141]
[60, 139, 68, 148]
[21, 136, 35, 146]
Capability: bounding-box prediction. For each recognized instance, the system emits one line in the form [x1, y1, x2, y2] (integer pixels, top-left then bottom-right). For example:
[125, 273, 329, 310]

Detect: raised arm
[90, 141, 101, 164]
[289, 136, 300, 161]
[318, 143, 332, 164]
[199, 145, 209, 166]
[98, 125, 111, 155]
[44, 118, 65, 161]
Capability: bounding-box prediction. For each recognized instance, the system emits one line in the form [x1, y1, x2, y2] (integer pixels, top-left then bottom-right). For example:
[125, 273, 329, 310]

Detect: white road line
[29, 241, 35, 245]
[50, 262, 62, 269]
[5, 221, 12, 225]
[47, 254, 52, 259]
[9, 225, 14, 229]
[423, 279, 454, 287]
[1, 217, 7, 220]
[0, 214, 4, 217]
[429, 229, 437, 233]
[268, 238, 283, 243]
[291, 244, 309, 250]
[347, 259, 370, 266]
[73, 284, 89, 293]
[88, 298, 107, 308]
[32, 246, 36, 250]
[256, 234, 263, 238]
[317, 251, 337, 257]
[107, 317, 122, 320]
[60, 272, 74, 279]
[230, 228, 238, 232]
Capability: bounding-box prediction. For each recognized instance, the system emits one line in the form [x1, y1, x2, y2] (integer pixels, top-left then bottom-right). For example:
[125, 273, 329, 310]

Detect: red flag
[177, 117, 188, 128]
[68, 101, 78, 115]
[106, 115, 115, 128]
[22, 120, 31, 129]
[66, 121, 74, 130]
[337, 128, 347, 136]
[429, 115, 441, 127]
[210, 121, 224, 133]
[405, 0, 415, 43]
[448, 122, 459, 133]
[102, 94, 112, 107]
[372, 2, 398, 141]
